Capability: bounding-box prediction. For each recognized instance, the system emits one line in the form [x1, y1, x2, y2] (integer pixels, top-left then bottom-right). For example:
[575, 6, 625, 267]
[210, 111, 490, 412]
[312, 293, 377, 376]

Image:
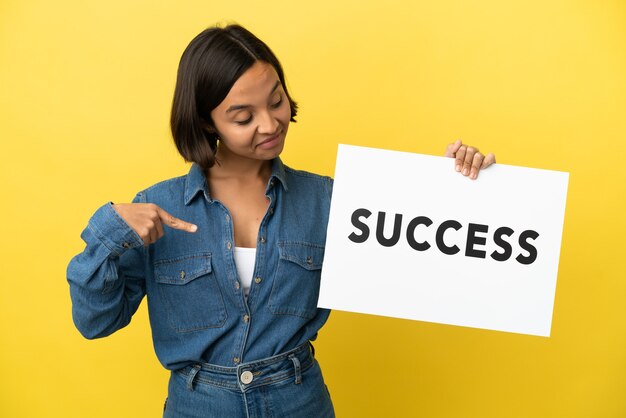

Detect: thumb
[157, 207, 198, 233]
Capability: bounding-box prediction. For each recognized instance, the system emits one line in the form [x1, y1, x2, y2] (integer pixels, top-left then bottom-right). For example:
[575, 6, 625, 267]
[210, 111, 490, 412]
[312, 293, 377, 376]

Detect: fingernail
[463, 168, 469, 175]
[471, 171, 477, 179]
[455, 165, 461, 172]
[190, 225, 198, 232]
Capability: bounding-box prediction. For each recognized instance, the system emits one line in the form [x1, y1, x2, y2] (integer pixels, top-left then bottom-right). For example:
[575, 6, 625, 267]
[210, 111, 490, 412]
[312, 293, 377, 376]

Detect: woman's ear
[203, 121, 216, 133]
[202, 120, 221, 143]
[208, 127, 221, 140]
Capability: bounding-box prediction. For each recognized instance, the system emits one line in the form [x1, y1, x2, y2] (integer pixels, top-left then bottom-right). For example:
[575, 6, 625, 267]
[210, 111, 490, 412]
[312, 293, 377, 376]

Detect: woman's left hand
[444, 139, 496, 180]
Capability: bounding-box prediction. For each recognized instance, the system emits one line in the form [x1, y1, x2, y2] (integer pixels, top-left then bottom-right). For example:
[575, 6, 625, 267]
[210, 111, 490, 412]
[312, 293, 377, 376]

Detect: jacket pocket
[269, 242, 325, 319]
[154, 252, 227, 332]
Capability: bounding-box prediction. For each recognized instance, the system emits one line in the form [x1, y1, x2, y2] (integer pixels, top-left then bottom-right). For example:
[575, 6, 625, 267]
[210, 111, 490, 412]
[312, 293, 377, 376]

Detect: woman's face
[210, 61, 292, 163]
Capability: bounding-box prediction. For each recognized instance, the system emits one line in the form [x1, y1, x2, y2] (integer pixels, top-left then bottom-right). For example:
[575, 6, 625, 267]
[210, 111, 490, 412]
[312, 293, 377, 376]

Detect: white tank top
[233, 247, 257, 297]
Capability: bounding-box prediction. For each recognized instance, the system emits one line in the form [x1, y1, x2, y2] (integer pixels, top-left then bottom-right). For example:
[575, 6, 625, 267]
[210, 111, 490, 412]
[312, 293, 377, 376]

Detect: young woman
[67, 24, 495, 418]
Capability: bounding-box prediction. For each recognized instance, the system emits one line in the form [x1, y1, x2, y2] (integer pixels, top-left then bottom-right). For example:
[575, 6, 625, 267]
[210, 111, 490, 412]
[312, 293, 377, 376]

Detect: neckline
[234, 246, 257, 252]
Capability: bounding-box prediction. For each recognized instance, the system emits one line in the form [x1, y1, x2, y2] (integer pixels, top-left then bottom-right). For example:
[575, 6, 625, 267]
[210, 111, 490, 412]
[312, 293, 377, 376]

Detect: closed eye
[271, 96, 283, 109]
[235, 115, 253, 125]
[235, 96, 283, 125]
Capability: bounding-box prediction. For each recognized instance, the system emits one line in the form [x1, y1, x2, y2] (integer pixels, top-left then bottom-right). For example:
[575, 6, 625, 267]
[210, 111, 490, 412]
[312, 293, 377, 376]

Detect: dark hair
[170, 24, 298, 170]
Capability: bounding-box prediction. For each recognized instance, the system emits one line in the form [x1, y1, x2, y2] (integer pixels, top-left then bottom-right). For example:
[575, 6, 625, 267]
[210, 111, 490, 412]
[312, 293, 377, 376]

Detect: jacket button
[259, 236, 266, 244]
[306, 256, 313, 265]
[226, 241, 232, 250]
[179, 271, 186, 279]
[269, 207, 274, 215]
[240, 371, 254, 384]
[233, 357, 240, 364]
[122, 242, 130, 249]
[235, 282, 240, 290]
[254, 277, 262, 284]
[243, 314, 249, 323]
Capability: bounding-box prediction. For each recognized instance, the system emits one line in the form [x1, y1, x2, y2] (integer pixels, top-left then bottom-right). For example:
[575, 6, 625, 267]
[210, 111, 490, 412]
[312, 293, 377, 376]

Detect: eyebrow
[226, 80, 281, 113]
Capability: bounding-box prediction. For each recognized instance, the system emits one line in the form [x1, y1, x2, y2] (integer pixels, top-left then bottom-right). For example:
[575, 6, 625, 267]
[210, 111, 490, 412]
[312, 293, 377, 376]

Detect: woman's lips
[257, 132, 282, 149]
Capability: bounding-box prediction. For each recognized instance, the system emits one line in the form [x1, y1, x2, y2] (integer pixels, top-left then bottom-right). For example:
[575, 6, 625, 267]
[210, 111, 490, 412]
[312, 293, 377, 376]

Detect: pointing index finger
[157, 207, 198, 233]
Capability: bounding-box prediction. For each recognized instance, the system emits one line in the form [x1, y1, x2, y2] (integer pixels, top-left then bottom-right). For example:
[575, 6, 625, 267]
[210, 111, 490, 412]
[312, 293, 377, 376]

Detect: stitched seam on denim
[325, 177, 333, 201]
[280, 257, 321, 270]
[197, 343, 310, 372]
[170, 320, 227, 333]
[174, 369, 239, 391]
[279, 260, 322, 270]
[269, 257, 317, 318]
[245, 360, 314, 388]
[271, 244, 322, 317]
[153, 253, 213, 265]
[278, 241, 325, 249]
[283, 166, 331, 182]
[140, 175, 187, 195]
[243, 344, 309, 367]
[277, 241, 325, 269]
[154, 252, 227, 332]
[153, 253, 212, 284]
[162, 294, 228, 332]
[86, 222, 117, 255]
[190, 360, 313, 390]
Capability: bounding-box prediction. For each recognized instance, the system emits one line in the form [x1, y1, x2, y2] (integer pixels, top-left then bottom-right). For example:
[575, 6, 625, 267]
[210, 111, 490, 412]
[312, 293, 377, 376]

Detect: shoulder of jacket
[283, 166, 333, 202]
[284, 165, 332, 183]
[135, 174, 188, 200]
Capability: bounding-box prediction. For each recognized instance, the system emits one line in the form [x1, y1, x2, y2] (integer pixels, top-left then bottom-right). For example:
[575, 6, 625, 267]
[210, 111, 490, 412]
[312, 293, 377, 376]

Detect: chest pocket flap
[278, 242, 324, 270]
[154, 253, 212, 285]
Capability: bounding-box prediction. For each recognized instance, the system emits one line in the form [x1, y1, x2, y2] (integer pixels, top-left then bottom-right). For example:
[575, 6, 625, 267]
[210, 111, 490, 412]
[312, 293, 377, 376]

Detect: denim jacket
[67, 159, 332, 370]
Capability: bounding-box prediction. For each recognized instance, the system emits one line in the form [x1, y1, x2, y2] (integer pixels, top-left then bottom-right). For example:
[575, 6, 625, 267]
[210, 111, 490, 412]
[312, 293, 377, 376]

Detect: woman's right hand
[113, 203, 198, 246]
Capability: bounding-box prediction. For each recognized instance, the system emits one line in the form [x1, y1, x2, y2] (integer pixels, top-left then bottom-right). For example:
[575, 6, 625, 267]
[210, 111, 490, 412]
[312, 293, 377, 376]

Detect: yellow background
[1, 0, 625, 417]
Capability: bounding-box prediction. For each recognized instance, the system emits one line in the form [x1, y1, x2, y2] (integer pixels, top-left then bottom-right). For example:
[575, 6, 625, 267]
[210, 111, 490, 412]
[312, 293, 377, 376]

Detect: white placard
[319, 144, 569, 337]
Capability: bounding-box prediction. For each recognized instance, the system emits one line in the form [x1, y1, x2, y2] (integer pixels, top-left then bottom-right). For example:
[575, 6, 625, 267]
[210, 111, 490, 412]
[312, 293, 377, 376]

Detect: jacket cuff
[88, 202, 144, 257]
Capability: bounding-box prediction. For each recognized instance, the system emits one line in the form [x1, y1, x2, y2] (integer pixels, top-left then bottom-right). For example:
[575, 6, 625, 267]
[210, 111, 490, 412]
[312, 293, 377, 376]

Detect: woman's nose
[257, 110, 279, 134]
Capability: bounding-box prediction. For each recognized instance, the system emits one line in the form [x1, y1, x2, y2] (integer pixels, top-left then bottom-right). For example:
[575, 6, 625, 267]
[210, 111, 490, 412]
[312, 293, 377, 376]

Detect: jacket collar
[184, 158, 288, 205]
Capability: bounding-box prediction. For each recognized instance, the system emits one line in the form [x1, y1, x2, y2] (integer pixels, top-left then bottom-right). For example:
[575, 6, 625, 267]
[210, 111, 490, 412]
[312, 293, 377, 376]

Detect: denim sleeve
[325, 176, 334, 201]
[67, 193, 147, 339]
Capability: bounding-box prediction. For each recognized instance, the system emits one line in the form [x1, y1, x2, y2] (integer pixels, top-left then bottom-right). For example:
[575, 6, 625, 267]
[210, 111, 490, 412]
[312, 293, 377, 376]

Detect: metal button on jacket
[240, 370, 254, 384]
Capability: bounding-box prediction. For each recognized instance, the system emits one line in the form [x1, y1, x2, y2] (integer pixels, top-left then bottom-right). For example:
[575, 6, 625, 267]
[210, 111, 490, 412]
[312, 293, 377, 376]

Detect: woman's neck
[209, 146, 272, 182]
